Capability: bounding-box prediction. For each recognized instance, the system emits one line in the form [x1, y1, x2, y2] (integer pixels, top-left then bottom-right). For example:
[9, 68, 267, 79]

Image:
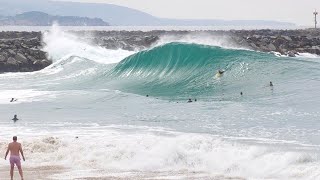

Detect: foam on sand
[0, 125, 319, 180]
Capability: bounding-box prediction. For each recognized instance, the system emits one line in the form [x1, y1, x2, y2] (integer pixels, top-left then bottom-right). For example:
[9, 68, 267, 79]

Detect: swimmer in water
[270, 81, 273, 87]
[215, 70, 225, 78]
[12, 115, 19, 123]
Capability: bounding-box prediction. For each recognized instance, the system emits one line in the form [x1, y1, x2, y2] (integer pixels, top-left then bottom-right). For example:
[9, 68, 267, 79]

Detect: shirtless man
[4, 136, 25, 180]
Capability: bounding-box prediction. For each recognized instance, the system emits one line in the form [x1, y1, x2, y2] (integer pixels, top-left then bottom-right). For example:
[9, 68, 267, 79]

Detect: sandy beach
[0, 166, 65, 180]
[0, 166, 245, 180]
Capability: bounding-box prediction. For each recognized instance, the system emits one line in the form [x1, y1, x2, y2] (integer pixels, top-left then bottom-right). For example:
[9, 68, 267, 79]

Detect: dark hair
[13, 136, 17, 141]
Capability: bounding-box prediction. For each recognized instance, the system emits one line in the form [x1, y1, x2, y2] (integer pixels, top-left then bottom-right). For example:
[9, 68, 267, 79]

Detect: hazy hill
[0, 0, 295, 27]
[0, 11, 109, 26]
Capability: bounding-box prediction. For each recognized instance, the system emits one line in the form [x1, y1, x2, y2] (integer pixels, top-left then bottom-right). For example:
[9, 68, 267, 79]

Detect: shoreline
[0, 165, 66, 180]
[0, 166, 245, 180]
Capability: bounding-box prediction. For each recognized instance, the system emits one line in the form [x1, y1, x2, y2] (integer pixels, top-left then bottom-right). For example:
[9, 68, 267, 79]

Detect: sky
[55, 0, 320, 26]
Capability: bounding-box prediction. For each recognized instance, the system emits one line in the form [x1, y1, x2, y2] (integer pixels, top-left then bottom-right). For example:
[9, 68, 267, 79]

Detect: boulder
[267, 43, 277, 51]
[7, 57, 19, 65]
[7, 49, 16, 55]
[0, 54, 6, 62]
[282, 35, 292, 41]
[249, 42, 258, 49]
[15, 53, 28, 63]
[287, 51, 296, 57]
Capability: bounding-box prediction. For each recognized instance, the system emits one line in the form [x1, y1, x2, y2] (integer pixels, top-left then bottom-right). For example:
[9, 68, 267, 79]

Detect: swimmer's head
[13, 136, 17, 141]
[270, 81, 273, 86]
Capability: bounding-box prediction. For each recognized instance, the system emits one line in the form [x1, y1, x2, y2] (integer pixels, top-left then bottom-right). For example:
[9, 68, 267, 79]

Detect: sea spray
[42, 24, 134, 64]
[154, 31, 246, 50]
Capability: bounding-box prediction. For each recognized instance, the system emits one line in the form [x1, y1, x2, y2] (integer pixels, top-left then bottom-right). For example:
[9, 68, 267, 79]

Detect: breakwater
[0, 29, 319, 73]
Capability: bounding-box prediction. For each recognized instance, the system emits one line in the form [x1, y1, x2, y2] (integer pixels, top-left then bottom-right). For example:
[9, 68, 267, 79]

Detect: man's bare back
[4, 136, 25, 180]
[8, 142, 22, 156]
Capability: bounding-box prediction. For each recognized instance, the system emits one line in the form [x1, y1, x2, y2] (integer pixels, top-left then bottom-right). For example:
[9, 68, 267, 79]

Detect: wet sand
[0, 165, 65, 180]
[0, 167, 245, 180]
[73, 170, 246, 180]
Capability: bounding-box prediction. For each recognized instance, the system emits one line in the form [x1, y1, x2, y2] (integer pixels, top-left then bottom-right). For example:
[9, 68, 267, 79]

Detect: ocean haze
[54, 0, 320, 26]
[0, 11, 109, 26]
[0, 0, 295, 27]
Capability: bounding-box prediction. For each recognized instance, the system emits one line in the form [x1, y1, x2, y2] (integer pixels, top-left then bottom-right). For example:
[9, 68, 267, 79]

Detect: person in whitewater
[187, 98, 193, 103]
[12, 115, 19, 123]
[4, 136, 25, 180]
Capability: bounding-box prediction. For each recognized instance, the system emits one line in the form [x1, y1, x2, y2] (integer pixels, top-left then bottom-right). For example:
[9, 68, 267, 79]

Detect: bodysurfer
[10, 98, 17, 102]
[215, 70, 225, 78]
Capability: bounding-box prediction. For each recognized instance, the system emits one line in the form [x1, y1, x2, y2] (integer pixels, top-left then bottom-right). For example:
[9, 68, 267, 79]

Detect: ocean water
[0, 26, 320, 179]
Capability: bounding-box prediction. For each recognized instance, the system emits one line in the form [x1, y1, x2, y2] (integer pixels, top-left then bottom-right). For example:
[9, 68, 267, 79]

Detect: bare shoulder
[8, 142, 13, 149]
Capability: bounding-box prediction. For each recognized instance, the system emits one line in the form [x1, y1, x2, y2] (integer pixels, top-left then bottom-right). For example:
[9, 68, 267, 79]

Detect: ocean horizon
[0, 25, 304, 32]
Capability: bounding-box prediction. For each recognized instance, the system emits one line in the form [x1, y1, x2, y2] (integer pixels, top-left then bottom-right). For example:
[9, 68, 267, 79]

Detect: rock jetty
[0, 29, 319, 73]
[0, 31, 51, 73]
[72, 29, 320, 56]
[231, 29, 320, 57]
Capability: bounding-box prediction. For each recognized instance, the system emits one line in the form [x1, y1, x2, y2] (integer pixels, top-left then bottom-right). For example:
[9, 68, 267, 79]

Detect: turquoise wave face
[105, 42, 305, 100]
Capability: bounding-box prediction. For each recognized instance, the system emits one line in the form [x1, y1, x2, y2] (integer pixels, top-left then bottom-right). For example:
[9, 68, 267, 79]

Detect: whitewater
[0, 26, 320, 180]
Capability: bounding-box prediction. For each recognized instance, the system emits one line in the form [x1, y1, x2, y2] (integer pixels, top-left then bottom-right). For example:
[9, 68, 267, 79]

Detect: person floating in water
[270, 81, 273, 87]
[10, 98, 18, 102]
[187, 98, 193, 103]
[12, 115, 19, 123]
[240, 92, 243, 96]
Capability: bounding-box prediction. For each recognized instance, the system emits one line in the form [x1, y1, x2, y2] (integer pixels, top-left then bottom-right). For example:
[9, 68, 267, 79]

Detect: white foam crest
[0, 126, 318, 179]
[154, 32, 247, 50]
[273, 51, 320, 61]
[42, 24, 134, 64]
[296, 53, 320, 59]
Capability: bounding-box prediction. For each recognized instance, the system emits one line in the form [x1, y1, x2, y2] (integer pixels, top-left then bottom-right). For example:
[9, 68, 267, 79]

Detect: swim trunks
[9, 155, 21, 167]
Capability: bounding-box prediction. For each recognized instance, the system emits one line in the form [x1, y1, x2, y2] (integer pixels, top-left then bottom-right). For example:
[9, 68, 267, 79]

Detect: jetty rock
[1, 29, 320, 73]
[0, 31, 51, 73]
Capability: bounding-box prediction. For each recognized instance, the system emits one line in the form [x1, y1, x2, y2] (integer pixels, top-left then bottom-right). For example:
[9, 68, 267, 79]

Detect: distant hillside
[0, 0, 295, 27]
[0, 11, 109, 26]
